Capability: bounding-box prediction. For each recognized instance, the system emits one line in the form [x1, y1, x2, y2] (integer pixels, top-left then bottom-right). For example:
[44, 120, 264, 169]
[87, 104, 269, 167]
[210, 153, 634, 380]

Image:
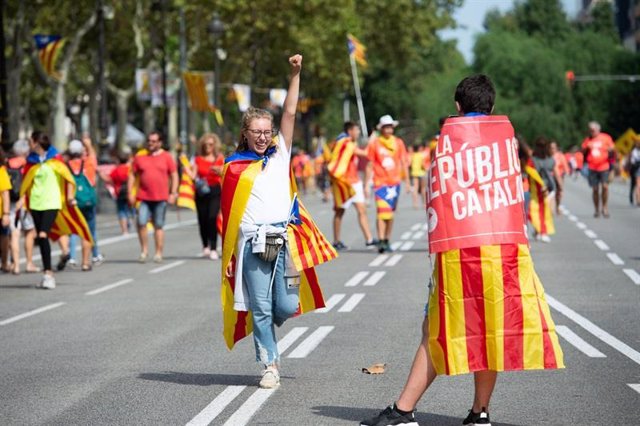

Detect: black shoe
[384, 240, 393, 252]
[56, 253, 71, 271]
[360, 405, 418, 426]
[333, 241, 348, 251]
[462, 408, 491, 425]
[378, 242, 386, 254]
[366, 239, 380, 249]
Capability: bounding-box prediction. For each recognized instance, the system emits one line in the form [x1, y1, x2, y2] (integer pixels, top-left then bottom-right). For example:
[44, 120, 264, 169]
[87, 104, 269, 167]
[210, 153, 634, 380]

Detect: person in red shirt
[550, 141, 569, 215]
[100, 147, 134, 235]
[581, 121, 615, 218]
[187, 133, 224, 260]
[127, 131, 178, 263]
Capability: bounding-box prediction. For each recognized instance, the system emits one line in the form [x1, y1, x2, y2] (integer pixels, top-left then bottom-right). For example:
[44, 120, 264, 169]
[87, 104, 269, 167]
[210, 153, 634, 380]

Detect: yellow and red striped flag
[347, 34, 367, 67]
[34, 35, 66, 79]
[183, 71, 225, 126]
[177, 154, 196, 211]
[527, 165, 555, 236]
[327, 133, 356, 209]
[428, 244, 564, 376]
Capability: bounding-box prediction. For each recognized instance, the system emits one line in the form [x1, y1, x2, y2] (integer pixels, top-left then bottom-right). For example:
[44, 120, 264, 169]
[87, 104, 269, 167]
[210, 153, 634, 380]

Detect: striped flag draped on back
[177, 154, 196, 211]
[526, 165, 555, 236]
[327, 133, 356, 209]
[34, 35, 66, 79]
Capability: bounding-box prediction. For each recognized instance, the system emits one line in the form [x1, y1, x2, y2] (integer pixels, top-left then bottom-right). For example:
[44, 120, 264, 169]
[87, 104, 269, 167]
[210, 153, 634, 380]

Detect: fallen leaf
[362, 363, 386, 374]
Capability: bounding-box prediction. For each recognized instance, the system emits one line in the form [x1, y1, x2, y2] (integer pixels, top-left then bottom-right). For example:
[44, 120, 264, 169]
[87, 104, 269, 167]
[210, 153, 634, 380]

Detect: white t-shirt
[242, 133, 292, 226]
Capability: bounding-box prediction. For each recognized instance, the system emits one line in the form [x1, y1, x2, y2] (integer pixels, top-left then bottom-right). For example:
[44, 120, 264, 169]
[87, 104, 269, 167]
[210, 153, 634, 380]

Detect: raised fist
[289, 54, 302, 74]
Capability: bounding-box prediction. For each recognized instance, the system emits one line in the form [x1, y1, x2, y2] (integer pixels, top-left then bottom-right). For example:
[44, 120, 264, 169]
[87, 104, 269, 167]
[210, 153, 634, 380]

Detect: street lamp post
[97, 0, 108, 143]
[208, 13, 225, 136]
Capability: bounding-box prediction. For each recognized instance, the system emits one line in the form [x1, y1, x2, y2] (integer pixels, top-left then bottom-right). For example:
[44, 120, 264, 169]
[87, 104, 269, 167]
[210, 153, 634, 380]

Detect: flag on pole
[183, 71, 224, 126]
[232, 84, 251, 112]
[269, 89, 287, 108]
[347, 34, 367, 67]
[33, 34, 66, 79]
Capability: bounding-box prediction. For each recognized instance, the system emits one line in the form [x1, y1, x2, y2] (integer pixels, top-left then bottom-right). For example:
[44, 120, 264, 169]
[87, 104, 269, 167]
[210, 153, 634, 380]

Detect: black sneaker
[333, 241, 348, 251]
[462, 408, 491, 425]
[56, 253, 71, 271]
[360, 405, 418, 426]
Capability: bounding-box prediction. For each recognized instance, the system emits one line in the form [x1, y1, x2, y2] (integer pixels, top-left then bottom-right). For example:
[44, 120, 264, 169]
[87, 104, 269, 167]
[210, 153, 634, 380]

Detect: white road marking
[400, 241, 415, 251]
[568, 215, 578, 222]
[385, 254, 403, 267]
[628, 384, 640, 395]
[276, 327, 309, 354]
[576, 222, 587, 229]
[623, 269, 640, 285]
[411, 223, 421, 231]
[287, 326, 335, 358]
[421, 223, 428, 231]
[555, 325, 606, 358]
[546, 294, 640, 366]
[338, 293, 366, 313]
[85, 279, 134, 296]
[315, 294, 346, 314]
[223, 388, 276, 426]
[369, 255, 389, 267]
[584, 230, 598, 239]
[185, 386, 246, 426]
[363, 271, 386, 286]
[412, 231, 425, 240]
[594, 240, 610, 251]
[400, 232, 412, 240]
[390, 241, 403, 251]
[149, 260, 186, 274]
[606, 253, 624, 266]
[0, 302, 66, 326]
[345, 271, 369, 287]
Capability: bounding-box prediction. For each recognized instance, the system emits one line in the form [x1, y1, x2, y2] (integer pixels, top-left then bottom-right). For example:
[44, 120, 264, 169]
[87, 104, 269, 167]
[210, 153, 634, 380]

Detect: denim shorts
[116, 199, 135, 220]
[588, 170, 610, 187]
[137, 200, 168, 228]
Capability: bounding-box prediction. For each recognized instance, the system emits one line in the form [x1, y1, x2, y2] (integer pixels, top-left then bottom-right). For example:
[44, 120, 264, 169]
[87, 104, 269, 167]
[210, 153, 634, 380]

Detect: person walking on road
[0, 148, 12, 273]
[220, 55, 335, 390]
[327, 121, 376, 251]
[627, 137, 640, 206]
[100, 147, 135, 235]
[531, 137, 559, 243]
[366, 115, 410, 253]
[582, 121, 615, 218]
[550, 140, 568, 215]
[128, 131, 179, 263]
[362, 75, 564, 426]
[189, 133, 224, 260]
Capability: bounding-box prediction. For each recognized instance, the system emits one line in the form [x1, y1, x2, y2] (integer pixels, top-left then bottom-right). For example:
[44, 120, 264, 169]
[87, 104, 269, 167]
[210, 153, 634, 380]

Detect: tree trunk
[6, 66, 22, 143]
[143, 105, 155, 138]
[115, 90, 130, 152]
[89, 86, 99, 144]
[52, 82, 67, 148]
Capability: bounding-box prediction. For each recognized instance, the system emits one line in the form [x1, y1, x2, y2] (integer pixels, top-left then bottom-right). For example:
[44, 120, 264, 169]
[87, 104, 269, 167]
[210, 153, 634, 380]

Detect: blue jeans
[70, 206, 98, 260]
[137, 200, 167, 229]
[242, 237, 300, 366]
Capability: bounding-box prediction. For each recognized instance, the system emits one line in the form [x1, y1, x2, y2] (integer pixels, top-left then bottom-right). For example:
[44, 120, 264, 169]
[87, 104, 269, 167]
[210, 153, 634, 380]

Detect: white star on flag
[384, 186, 398, 201]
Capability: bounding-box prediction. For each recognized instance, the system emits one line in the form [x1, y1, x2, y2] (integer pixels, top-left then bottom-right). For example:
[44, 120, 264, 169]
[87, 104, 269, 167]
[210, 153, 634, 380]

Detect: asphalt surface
[1, 176, 639, 425]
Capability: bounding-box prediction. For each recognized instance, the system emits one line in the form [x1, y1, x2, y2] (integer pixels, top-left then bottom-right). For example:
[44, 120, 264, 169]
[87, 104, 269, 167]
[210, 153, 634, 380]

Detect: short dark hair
[343, 121, 359, 133]
[533, 136, 551, 159]
[454, 75, 496, 115]
[148, 131, 164, 141]
[31, 131, 51, 150]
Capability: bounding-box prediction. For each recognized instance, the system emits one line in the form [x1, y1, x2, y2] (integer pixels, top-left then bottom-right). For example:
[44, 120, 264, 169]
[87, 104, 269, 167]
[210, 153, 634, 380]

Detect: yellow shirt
[29, 163, 62, 211]
[0, 166, 12, 216]
[410, 152, 427, 177]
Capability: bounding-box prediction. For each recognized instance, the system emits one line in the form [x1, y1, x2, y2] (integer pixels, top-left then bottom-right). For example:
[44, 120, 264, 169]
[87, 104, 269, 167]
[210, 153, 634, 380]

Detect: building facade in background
[580, 0, 639, 51]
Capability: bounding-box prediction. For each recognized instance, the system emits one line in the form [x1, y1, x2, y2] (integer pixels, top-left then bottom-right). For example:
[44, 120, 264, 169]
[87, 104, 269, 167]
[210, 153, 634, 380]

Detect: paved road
[1, 177, 639, 425]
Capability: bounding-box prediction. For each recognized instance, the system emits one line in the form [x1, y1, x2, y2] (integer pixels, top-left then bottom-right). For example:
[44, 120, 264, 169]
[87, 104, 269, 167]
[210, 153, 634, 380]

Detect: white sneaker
[540, 234, 551, 243]
[209, 250, 219, 260]
[68, 259, 78, 269]
[92, 254, 105, 266]
[259, 366, 280, 389]
[202, 247, 211, 257]
[41, 274, 56, 290]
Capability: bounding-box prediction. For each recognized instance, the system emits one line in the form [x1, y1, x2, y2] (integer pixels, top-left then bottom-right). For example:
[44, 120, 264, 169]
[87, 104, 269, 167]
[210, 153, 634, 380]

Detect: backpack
[7, 166, 22, 202]
[69, 161, 97, 208]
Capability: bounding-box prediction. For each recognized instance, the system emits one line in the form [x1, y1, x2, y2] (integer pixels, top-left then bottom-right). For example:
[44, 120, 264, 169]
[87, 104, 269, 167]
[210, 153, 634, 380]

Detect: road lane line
[412, 231, 425, 240]
[385, 254, 403, 267]
[85, 279, 134, 296]
[555, 326, 606, 358]
[149, 260, 186, 274]
[363, 271, 386, 286]
[628, 384, 640, 395]
[568, 215, 577, 222]
[287, 326, 335, 358]
[0, 302, 66, 326]
[390, 241, 403, 251]
[369, 255, 389, 267]
[623, 269, 640, 285]
[315, 295, 346, 314]
[345, 271, 369, 287]
[400, 241, 415, 251]
[576, 222, 587, 229]
[546, 295, 640, 366]
[277, 327, 309, 354]
[186, 386, 246, 426]
[606, 253, 624, 266]
[593, 240, 610, 251]
[223, 388, 276, 426]
[584, 230, 597, 239]
[411, 223, 421, 231]
[338, 293, 366, 313]
[400, 232, 412, 240]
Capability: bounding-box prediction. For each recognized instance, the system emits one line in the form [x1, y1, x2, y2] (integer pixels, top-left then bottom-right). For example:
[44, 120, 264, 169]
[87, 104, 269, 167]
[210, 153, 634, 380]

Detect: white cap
[12, 139, 29, 156]
[68, 139, 84, 154]
[376, 114, 399, 129]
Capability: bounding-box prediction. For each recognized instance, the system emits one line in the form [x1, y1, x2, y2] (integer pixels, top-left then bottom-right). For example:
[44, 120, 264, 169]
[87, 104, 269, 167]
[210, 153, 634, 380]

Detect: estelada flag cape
[527, 163, 555, 235]
[426, 115, 563, 375]
[327, 133, 356, 209]
[177, 154, 196, 211]
[21, 149, 93, 244]
[220, 145, 336, 350]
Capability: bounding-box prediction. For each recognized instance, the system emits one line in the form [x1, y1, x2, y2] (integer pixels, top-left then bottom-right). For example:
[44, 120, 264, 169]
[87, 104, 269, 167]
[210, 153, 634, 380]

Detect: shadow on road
[137, 371, 294, 387]
[311, 405, 521, 426]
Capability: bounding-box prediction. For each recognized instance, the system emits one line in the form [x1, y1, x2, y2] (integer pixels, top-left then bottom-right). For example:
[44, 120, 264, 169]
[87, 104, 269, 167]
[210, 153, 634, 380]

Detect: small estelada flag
[34, 34, 66, 79]
[347, 34, 367, 67]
